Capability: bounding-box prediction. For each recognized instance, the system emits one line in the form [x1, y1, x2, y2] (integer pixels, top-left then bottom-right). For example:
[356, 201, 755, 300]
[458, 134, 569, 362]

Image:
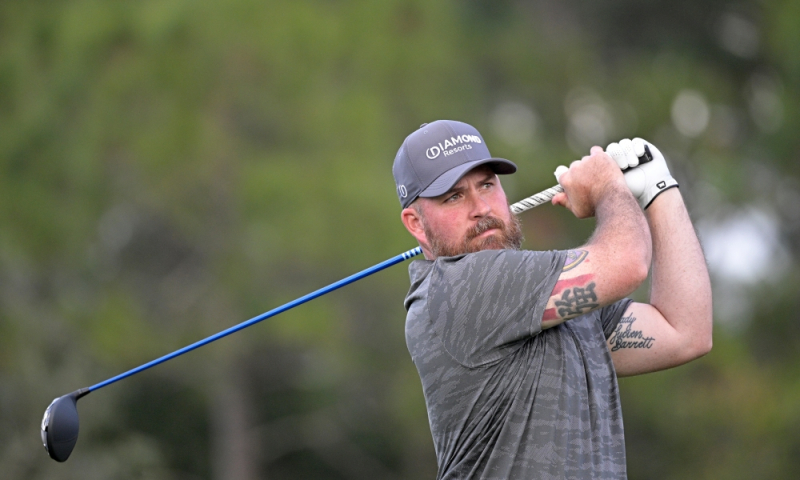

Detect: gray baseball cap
[392, 120, 517, 209]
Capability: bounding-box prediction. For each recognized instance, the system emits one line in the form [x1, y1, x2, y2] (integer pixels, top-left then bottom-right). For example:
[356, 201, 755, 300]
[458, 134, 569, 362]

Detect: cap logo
[424, 134, 483, 161]
[398, 185, 408, 198]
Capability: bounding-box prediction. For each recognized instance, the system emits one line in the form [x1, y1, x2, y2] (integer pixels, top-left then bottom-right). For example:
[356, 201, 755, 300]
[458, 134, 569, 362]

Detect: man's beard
[423, 210, 524, 258]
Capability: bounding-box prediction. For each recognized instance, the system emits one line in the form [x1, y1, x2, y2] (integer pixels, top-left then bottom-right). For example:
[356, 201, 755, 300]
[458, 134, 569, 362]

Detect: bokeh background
[2, 0, 799, 478]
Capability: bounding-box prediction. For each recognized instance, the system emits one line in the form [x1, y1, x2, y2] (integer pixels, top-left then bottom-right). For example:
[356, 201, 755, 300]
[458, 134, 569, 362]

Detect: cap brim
[419, 158, 517, 198]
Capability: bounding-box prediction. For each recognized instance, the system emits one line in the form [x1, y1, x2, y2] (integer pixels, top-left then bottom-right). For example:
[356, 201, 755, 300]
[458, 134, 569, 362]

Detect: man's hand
[552, 146, 630, 219]
[605, 138, 678, 209]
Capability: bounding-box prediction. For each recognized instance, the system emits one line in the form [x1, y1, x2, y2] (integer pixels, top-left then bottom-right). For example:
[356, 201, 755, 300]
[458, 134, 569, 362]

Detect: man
[393, 120, 712, 479]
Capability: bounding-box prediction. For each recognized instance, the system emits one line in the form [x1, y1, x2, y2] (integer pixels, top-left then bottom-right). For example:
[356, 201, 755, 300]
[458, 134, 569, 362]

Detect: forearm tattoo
[563, 249, 588, 271]
[608, 314, 655, 352]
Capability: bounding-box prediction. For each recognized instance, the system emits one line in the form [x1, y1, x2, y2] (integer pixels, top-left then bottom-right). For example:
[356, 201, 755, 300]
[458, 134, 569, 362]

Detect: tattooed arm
[544, 147, 651, 329]
[608, 188, 713, 376]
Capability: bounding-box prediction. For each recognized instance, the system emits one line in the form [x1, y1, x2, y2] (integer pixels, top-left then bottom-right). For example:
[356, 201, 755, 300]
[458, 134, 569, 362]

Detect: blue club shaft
[89, 246, 423, 392]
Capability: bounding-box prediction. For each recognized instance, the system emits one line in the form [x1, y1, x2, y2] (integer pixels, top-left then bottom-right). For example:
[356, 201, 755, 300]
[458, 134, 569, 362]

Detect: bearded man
[393, 120, 712, 479]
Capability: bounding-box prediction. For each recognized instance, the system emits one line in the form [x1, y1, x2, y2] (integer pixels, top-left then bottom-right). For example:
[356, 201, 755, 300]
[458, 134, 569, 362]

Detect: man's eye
[445, 193, 461, 203]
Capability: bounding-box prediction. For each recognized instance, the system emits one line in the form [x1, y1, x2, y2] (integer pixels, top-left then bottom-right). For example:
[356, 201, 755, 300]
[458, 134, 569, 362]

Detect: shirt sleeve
[598, 298, 634, 339]
[428, 249, 565, 368]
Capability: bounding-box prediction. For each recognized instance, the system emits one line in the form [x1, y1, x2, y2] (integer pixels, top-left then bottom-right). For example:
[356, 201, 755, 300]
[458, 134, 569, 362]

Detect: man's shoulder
[408, 258, 434, 281]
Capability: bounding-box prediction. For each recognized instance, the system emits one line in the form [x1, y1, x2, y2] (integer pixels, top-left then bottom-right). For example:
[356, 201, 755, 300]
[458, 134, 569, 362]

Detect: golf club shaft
[510, 185, 563, 214]
[89, 246, 423, 392]
[87, 184, 562, 393]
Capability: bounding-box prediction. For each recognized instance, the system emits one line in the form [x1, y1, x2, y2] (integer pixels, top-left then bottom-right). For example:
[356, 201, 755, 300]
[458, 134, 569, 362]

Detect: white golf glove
[605, 138, 678, 209]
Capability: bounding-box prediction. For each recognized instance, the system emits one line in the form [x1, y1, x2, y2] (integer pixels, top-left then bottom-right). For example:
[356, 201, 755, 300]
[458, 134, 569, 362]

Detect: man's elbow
[695, 325, 713, 358]
[622, 257, 649, 294]
[633, 260, 649, 287]
[629, 239, 651, 287]
[689, 335, 713, 362]
[688, 317, 713, 361]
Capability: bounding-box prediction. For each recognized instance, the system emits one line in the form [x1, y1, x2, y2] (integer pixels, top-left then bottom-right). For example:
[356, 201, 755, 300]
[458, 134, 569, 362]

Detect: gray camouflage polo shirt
[404, 249, 632, 479]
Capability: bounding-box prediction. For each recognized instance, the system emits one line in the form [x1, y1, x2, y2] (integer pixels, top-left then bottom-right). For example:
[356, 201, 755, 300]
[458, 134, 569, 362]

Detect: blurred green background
[1, 0, 799, 478]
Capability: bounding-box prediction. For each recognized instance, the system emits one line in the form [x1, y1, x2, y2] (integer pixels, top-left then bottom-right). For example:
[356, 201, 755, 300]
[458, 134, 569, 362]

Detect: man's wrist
[643, 186, 682, 217]
[595, 181, 640, 216]
[643, 181, 679, 209]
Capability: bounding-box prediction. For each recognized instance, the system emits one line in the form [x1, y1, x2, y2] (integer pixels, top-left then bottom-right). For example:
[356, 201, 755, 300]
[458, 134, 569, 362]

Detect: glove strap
[643, 177, 679, 209]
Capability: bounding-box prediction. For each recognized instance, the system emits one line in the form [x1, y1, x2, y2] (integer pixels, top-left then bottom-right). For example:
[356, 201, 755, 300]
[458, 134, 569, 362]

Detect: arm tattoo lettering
[563, 249, 589, 272]
[608, 314, 655, 352]
[554, 282, 599, 317]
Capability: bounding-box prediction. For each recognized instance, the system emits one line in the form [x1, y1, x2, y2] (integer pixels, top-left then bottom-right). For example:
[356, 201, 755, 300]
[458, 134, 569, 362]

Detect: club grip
[622, 144, 654, 172]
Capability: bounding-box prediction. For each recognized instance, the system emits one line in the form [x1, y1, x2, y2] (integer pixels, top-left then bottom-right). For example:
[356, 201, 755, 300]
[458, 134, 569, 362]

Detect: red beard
[425, 211, 524, 258]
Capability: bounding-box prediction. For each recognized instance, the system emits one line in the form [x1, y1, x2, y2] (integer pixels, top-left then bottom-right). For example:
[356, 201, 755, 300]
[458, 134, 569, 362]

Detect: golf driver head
[41, 388, 89, 462]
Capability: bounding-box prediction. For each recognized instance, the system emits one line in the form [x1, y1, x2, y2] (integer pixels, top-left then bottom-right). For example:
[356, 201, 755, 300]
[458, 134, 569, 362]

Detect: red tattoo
[543, 274, 597, 323]
[551, 274, 594, 296]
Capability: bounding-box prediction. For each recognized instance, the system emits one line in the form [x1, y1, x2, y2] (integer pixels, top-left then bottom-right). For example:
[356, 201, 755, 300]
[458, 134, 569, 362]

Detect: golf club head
[41, 388, 89, 462]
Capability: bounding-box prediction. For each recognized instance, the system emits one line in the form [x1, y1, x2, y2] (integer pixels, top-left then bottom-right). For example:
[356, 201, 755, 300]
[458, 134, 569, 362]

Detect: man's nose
[469, 193, 492, 218]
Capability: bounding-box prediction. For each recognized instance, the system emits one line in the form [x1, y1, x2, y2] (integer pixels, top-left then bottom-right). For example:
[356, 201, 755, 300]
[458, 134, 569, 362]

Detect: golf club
[39, 179, 592, 462]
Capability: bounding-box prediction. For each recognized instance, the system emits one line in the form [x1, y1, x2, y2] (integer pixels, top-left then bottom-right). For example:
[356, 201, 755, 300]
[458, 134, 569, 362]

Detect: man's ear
[401, 205, 427, 246]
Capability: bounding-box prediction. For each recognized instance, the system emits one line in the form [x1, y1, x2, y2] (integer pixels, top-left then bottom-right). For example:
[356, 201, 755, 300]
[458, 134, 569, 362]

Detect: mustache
[421, 208, 524, 258]
[466, 216, 507, 241]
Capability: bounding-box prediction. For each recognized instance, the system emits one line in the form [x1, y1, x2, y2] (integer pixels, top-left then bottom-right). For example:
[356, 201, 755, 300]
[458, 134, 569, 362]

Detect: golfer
[393, 120, 712, 479]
